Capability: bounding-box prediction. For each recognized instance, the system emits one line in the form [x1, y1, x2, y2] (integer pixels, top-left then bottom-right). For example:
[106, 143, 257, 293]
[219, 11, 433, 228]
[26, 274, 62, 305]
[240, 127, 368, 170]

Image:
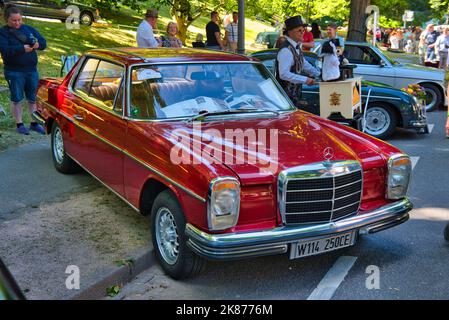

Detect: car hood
[156, 111, 392, 186]
[395, 63, 445, 80]
[361, 80, 394, 89]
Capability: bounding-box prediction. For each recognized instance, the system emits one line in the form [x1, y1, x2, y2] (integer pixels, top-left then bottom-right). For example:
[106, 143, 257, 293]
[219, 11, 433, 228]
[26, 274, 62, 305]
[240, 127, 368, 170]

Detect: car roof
[251, 49, 318, 59]
[315, 40, 374, 46]
[85, 48, 256, 66]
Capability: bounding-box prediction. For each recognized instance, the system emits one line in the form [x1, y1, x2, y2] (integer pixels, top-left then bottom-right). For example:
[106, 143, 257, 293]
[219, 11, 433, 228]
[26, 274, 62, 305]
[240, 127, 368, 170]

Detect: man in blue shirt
[0, 5, 47, 135]
[425, 24, 439, 62]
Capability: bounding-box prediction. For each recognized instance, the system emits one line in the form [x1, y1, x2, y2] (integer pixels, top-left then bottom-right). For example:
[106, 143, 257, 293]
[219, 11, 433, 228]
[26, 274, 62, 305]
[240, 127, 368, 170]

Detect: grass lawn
[0, 6, 274, 148]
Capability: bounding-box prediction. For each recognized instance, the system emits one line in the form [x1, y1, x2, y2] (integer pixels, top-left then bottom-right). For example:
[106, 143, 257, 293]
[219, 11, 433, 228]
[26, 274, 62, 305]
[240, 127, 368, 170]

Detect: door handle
[73, 114, 84, 121]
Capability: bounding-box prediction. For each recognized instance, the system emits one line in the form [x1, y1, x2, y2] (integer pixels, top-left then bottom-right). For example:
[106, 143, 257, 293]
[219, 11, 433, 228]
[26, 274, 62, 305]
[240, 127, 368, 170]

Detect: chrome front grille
[278, 161, 363, 225]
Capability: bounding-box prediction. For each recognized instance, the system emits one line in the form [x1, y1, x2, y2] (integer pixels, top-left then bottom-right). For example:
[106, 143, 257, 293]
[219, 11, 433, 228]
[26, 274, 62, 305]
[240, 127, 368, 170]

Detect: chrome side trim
[126, 149, 207, 203]
[66, 152, 140, 212]
[31, 111, 46, 126]
[361, 95, 402, 101]
[185, 198, 413, 261]
[39, 99, 74, 123]
[39, 100, 206, 203]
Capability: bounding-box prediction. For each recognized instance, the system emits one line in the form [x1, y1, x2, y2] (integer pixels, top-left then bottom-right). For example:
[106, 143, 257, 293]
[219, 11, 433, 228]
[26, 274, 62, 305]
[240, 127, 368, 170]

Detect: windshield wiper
[185, 108, 279, 123]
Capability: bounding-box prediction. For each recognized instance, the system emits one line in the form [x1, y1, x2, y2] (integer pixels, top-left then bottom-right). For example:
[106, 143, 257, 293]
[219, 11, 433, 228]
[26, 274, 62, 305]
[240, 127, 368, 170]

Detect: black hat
[284, 15, 307, 31]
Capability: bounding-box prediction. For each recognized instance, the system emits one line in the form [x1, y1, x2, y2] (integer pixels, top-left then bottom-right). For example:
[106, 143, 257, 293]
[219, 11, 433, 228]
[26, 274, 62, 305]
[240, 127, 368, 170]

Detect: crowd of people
[374, 24, 449, 70]
[136, 9, 241, 53]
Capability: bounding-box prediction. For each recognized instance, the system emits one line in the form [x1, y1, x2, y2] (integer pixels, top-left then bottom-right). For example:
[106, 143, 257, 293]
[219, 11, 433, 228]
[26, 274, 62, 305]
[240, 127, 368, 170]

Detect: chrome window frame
[68, 55, 127, 119]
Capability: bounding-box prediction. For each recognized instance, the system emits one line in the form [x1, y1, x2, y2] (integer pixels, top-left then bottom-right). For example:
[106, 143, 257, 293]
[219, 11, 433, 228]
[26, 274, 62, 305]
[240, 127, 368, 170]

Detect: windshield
[128, 62, 294, 119]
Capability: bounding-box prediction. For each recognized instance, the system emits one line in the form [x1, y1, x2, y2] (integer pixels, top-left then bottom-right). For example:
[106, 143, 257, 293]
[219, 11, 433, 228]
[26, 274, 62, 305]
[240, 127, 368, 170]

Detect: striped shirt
[225, 23, 238, 43]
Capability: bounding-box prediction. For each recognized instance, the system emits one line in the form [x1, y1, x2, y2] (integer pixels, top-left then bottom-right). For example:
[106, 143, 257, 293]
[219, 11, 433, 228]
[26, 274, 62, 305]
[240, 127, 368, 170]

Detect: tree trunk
[347, 0, 370, 42]
[175, 15, 189, 44]
[170, 0, 203, 45]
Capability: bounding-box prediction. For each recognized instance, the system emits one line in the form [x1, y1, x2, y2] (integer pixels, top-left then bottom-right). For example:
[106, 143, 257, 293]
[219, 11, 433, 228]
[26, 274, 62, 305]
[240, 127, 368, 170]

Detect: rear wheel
[150, 190, 204, 279]
[363, 104, 397, 140]
[421, 83, 442, 112]
[51, 122, 80, 174]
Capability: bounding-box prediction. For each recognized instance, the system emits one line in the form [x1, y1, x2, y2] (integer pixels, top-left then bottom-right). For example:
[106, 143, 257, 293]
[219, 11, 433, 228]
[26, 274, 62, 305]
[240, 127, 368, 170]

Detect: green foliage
[82, 0, 144, 12]
[378, 15, 402, 28]
[429, 0, 449, 20]
[106, 285, 122, 297]
[255, 0, 350, 24]
[114, 258, 134, 268]
[372, 0, 409, 21]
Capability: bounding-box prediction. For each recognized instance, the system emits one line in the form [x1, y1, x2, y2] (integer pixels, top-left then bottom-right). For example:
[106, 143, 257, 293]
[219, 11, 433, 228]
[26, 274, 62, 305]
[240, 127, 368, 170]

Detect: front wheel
[51, 122, 80, 174]
[421, 83, 443, 112]
[150, 190, 204, 279]
[363, 104, 397, 140]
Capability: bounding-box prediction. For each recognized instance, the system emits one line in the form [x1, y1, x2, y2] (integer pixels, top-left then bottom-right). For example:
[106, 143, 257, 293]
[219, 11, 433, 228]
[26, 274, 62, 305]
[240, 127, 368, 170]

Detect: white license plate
[290, 231, 356, 259]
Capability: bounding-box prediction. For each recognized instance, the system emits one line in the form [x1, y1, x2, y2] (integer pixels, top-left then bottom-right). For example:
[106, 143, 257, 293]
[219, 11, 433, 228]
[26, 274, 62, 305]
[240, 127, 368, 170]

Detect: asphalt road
[1, 111, 449, 300]
[0, 138, 98, 216]
[114, 110, 449, 300]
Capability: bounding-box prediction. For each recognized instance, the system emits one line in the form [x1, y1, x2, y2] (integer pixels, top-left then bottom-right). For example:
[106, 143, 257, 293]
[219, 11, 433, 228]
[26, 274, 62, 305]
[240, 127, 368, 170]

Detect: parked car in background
[251, 49, 428, 140]
[0, 0, 101, 26]
[34, 48, 413, 279]
[255, 31, 280, 49]
[312, 41, 446, 112]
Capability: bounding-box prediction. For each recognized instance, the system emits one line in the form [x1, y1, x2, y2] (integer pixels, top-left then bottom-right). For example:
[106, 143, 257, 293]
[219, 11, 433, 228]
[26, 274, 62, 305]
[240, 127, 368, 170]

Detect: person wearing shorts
[0, 4, 47, 135]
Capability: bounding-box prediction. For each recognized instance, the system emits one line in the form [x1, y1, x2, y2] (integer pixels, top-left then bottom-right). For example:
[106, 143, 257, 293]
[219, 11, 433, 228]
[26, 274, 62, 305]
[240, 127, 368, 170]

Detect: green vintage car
[251, 49, 428, 140]
[255, 31, 281, 49]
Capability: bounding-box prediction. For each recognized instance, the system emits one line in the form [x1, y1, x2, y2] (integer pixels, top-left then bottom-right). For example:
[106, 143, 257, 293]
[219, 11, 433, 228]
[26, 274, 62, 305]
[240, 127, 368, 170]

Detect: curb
[71, 248, 156, 300]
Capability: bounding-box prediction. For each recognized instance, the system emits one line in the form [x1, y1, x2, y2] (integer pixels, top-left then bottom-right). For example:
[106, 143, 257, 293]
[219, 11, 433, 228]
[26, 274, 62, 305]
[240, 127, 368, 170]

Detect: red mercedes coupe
[34, 48, 413, 279]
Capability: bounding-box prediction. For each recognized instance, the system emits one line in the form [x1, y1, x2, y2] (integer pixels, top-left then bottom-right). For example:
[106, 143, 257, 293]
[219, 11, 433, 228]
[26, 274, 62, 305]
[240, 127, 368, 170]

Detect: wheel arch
[139, 177, 185, 217]
[417, 81, 445, 104]
[45, 117, 55, 135]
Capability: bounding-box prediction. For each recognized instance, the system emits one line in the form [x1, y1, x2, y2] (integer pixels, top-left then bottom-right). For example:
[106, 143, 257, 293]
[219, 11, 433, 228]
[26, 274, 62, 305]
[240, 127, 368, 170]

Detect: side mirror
[379, 60, 386, 67]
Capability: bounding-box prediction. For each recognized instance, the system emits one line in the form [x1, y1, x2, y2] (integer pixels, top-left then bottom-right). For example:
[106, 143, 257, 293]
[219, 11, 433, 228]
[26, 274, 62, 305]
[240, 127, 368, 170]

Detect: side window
[88, 60, 124, 109]
[346, 46, 379, 65]
[73, 58, 100, 96]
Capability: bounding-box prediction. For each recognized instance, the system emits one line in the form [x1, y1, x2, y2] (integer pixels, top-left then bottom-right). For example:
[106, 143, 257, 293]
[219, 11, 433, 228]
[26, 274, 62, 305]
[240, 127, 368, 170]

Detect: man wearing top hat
[276, 15, 320, 112]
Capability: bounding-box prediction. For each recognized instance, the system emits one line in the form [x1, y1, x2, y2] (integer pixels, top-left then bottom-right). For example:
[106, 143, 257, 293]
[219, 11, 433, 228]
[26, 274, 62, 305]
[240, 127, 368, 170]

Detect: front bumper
[410, 118, 428, 129]
[406, 102, 428, 132]
[186, 198, 412, 261]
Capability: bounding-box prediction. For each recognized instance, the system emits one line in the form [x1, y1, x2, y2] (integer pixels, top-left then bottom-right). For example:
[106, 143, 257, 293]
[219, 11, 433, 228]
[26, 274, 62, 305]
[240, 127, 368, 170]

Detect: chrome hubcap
[364, 107, 391, 136]
[53, 127, 64, 164]
[81, 14, 92, 25]
[155, 207, 179, 265]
